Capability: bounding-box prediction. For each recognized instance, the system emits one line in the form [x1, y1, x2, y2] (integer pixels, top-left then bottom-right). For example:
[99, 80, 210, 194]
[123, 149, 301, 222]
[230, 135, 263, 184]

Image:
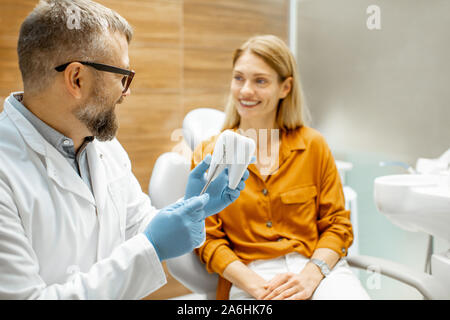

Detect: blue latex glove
[144, 194, 209, 261]
[184, 154, 253, 217]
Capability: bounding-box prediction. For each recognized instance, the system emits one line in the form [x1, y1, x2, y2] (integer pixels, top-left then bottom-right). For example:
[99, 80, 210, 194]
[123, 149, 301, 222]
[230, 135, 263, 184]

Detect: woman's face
[231, 51, 291, 123]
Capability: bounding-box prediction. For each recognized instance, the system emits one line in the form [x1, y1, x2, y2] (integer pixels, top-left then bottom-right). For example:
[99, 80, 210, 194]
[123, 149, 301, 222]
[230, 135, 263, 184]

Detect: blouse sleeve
[315, 139, 354, 257]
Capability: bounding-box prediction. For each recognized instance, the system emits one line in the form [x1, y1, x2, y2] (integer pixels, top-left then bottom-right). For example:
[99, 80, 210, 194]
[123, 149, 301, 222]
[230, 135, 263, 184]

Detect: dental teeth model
[203, 130, 256, 192]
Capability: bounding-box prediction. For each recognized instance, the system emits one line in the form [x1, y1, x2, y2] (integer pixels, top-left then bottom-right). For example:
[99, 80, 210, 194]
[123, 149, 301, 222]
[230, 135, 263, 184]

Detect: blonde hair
[17, 0, 133, 94]
[222, 35, 310, 131]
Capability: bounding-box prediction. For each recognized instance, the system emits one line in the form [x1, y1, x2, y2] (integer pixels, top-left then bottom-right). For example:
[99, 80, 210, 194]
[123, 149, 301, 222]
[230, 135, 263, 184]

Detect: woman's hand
[258, 263, 324, 300]
[248, 280, 270, 299]
[223, 260, 269, 299]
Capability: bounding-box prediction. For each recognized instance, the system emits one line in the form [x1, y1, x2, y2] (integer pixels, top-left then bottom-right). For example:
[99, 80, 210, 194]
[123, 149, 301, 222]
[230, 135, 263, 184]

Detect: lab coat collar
[3, 95, 96, 205]
[4, 94, 47, 156]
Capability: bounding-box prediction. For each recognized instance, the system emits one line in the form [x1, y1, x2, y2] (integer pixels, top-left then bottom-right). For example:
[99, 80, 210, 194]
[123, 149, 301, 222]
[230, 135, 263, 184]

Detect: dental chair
[149, 108, 224, 299]
[148, 108, 447, 300]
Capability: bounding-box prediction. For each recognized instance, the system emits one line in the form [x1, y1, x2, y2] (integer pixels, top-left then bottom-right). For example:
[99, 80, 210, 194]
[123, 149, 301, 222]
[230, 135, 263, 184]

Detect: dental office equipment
[379, 161, 416, 174]
[416, 147, 450, 175]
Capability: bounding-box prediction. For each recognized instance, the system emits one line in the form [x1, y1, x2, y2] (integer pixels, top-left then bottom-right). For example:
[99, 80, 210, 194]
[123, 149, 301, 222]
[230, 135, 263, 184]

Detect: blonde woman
[193, 35, 370, 300]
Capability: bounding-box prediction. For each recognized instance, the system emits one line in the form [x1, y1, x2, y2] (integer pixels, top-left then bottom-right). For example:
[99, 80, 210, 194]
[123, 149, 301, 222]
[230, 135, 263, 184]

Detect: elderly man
[0, 0, 248, 299]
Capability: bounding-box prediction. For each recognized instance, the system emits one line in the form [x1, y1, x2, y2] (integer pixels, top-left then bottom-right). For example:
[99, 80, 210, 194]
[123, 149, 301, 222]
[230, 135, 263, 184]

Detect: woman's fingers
[261, 272, 310, 300]
[260, 273, 290, 299]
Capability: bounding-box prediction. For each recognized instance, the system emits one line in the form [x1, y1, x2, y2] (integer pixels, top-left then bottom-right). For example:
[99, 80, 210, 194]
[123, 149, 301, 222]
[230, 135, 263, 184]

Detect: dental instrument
[200, 144, 226, 196]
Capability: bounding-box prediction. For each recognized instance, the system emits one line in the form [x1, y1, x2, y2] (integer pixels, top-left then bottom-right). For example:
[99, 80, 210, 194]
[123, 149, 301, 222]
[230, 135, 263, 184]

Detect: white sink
[374, 174, 450, 242]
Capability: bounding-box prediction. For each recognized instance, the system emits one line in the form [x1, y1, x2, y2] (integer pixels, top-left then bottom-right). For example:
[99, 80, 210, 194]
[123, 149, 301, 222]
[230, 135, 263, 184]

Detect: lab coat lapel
[86, 141, 107, 214]
[87, 141, 119, 261]
[45, 146, 96, 205]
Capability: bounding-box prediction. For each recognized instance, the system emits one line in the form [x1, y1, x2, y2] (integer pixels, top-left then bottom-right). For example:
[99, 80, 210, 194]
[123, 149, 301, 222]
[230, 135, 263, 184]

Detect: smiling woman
[223, 35, 308, 133]
[194, 35, 370, 300]
[231, 51, 292, 129]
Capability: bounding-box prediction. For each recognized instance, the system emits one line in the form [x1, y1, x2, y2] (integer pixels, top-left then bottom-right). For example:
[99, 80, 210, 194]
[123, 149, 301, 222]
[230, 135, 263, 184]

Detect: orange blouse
[193, 126, 353, 299]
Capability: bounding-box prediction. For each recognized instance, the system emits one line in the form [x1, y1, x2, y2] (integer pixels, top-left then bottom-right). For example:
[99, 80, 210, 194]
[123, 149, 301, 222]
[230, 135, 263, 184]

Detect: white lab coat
[0, 96, 166, 299]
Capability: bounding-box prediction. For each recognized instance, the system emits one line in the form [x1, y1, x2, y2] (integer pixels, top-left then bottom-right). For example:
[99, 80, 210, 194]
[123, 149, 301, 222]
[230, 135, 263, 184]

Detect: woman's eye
[233, 75, 243, 81]
[256, 78, 267, 85]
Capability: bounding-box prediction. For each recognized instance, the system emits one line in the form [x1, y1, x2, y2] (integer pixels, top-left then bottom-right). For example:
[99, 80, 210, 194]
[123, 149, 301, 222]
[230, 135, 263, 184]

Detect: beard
[73, 85, 121, 142]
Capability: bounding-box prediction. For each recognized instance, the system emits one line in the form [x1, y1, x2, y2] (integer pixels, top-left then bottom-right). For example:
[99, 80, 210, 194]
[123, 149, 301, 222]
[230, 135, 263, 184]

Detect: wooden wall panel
[0, 0, 36, 102]
[98, 0, 182, 47]
[129, 46, 181, 89]
[183, 0, 288, 50]
[182, 0, 289, 116]
[0, 0, 288, 300]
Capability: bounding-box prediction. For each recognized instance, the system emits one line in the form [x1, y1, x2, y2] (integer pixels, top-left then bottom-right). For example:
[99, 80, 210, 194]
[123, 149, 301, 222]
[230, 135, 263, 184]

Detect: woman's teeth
[240, 100, 259, 107]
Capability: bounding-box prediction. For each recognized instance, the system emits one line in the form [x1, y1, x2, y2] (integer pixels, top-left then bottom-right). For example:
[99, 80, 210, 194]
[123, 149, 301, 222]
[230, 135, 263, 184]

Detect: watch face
[311, 259, 330, 276]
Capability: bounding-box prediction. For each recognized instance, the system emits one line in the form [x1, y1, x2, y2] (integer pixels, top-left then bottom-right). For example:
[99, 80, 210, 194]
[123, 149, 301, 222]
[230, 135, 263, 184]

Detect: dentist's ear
[63, 62, 86, 100]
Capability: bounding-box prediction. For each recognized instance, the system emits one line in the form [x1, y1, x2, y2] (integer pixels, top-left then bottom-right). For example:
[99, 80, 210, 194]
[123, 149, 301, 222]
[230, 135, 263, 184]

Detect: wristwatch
[309, 258, 331, 277]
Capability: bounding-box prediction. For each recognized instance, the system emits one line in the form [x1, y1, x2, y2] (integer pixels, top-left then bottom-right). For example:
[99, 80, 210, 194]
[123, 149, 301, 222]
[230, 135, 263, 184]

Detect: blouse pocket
[280, 185, 317, 204]
[278, 185, 318, 234]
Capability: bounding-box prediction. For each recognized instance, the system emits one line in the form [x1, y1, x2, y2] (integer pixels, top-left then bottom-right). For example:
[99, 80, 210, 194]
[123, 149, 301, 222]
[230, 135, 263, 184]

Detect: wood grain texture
[183, 0, 288, 50]
[0, 0, 288, 300]
[0, 0, 36, 106]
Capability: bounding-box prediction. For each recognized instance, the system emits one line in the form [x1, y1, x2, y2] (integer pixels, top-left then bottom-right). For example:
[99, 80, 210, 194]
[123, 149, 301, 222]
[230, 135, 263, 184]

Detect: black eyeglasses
[55, 61, 135, 94]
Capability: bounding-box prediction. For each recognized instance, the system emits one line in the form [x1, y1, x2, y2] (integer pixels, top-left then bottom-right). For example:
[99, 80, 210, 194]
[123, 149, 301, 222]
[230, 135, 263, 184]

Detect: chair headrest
[182, 108, 225, 151]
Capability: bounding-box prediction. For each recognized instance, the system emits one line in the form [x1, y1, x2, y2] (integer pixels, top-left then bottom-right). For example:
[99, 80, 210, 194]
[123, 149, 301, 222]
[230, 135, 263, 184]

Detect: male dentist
[0, 0, 248, 299]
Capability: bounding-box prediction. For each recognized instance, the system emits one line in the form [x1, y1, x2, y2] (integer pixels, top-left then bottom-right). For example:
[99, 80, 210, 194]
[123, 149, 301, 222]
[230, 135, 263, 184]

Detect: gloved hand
[144, 194, 209, 261]
[184, 154, 253, 217]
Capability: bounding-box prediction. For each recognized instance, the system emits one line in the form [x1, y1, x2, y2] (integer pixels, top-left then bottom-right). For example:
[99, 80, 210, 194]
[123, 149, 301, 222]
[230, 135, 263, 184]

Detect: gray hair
[17, 0, 133, 94]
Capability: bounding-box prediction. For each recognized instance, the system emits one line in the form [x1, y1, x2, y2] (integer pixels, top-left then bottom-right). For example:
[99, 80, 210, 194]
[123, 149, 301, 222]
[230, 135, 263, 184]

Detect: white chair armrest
[347, 254, 449, 299]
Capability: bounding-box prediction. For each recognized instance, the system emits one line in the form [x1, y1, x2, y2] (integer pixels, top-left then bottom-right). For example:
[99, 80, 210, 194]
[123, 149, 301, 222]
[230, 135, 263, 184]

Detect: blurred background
[0, 0, 448, 299]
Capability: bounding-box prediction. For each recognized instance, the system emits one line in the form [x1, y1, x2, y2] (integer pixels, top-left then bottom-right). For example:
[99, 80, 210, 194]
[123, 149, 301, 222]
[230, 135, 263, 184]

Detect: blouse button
[262, 188, 268, 196]
[266, 221, 272, 228]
